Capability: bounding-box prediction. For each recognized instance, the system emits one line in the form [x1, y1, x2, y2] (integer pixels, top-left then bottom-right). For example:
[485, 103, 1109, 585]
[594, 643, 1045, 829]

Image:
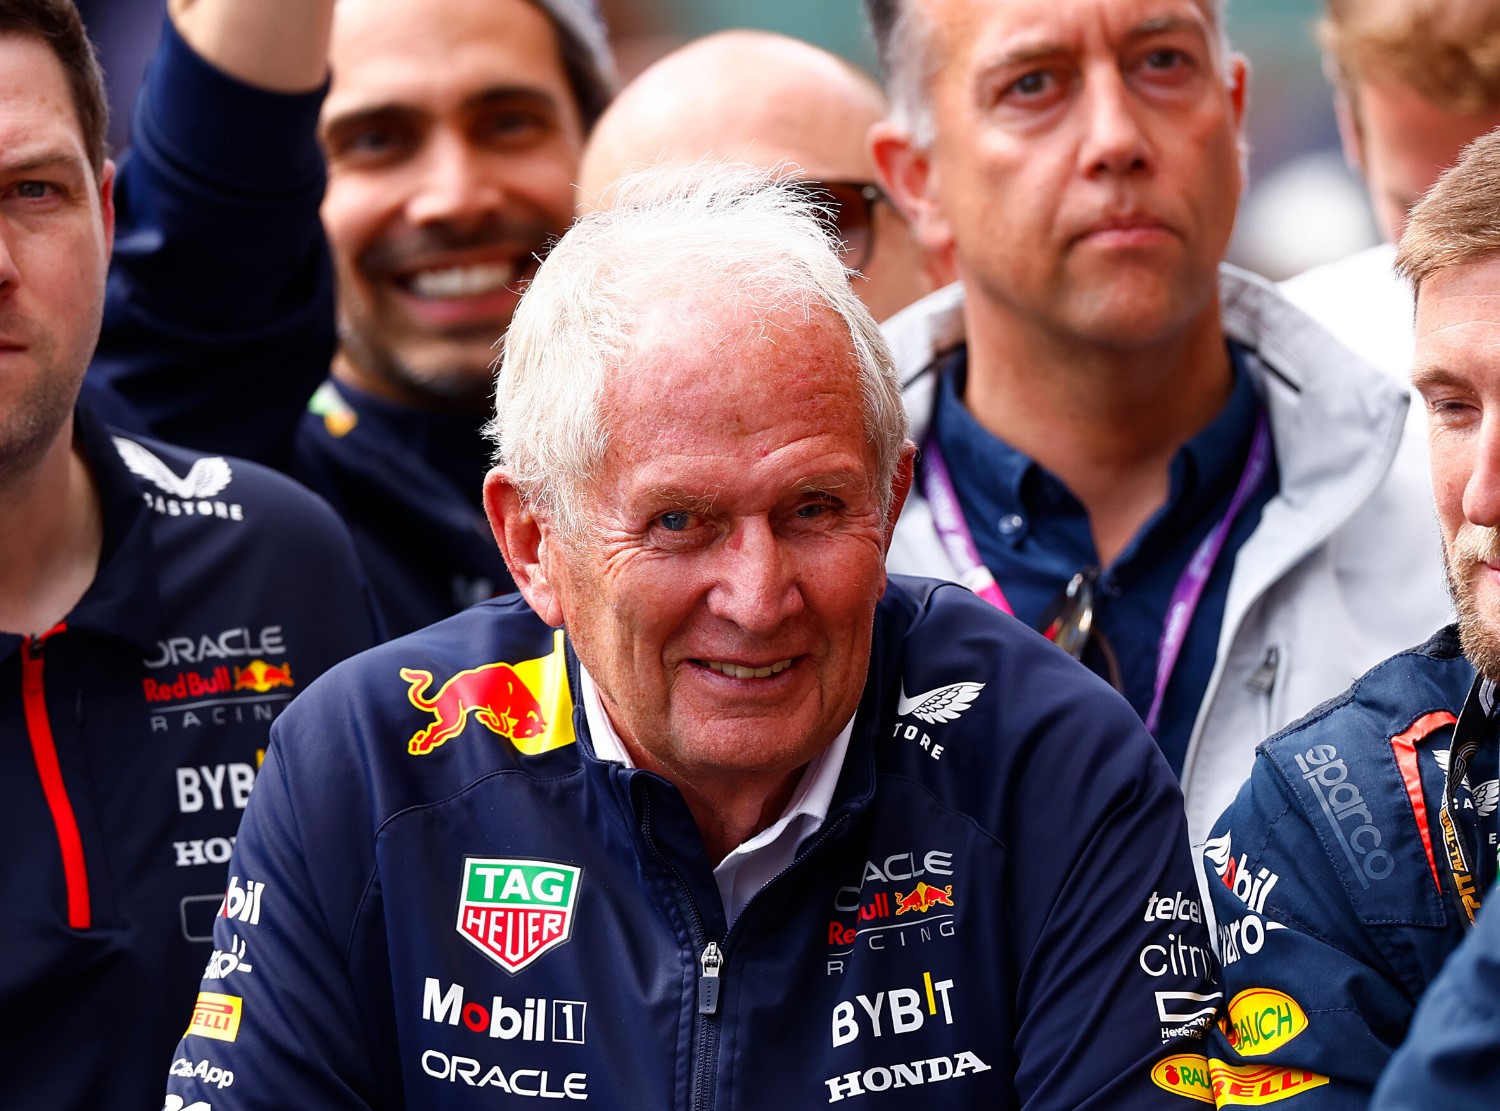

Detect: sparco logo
[1294, 744, 1395, 888]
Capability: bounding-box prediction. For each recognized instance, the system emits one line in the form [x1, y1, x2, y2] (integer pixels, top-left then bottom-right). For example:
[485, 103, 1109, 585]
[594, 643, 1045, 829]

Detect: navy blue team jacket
[91, 17, 512, 637]
[162, 577, 1220, 1109]
[1201, 626, 1492, 1107]
[1, 404, 379, 1108]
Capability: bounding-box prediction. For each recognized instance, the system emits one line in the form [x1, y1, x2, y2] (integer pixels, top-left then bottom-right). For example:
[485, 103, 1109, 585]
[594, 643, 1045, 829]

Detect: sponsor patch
[1223, 989, 1308, 1057]
[894, 882, 954, 915]
[824, 1051, 991, 1103]
[456, 858, 581, 973]
[895, 680, 985, 724]
[1210, 1061, 1330, 1106]
[404, 630, 575, 757]
[186, 993, 242, 1043]
[1150, 1054, 1214, 1103]
[114, 436, 244, 522]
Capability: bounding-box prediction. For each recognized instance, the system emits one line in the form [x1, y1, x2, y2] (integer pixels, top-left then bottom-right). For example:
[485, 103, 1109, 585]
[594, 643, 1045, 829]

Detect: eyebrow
[1410, 365, 1466, 394]
[321, 85, 562, 137]
[0, 149, 86, 177]
[976, 12, 1210, 72]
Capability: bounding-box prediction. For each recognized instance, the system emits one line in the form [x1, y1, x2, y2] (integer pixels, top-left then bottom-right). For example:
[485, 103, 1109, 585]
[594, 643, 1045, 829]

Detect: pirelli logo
[186, 992, 243, 1042]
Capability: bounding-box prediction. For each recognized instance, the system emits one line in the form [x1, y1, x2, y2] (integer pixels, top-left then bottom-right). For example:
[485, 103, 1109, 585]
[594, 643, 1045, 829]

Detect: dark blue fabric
[0, 400, 379, 1109]
[160, 577, 1219, 1109]
[1203, 627, 1484, 1108]
[89, 17, 514, 637]
[929, 341, 1279, 773]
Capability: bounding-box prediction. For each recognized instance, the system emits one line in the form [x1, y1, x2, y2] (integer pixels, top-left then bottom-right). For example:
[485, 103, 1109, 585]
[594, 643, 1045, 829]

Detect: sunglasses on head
[786, 179, 885, 272]
[1035, 567, 1124, 693]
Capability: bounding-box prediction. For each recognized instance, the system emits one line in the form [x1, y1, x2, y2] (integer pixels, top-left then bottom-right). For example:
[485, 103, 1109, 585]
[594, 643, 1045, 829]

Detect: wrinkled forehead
[915, 0, 1225, 62]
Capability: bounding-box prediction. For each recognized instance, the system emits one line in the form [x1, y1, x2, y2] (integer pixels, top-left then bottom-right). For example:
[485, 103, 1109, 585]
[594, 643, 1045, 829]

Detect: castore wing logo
[114, 437, 233, 498]
[896, 680, 985, 724]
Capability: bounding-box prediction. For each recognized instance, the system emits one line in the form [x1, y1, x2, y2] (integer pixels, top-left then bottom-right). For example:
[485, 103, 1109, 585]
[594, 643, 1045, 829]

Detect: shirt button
[998, 513, 1024, 535]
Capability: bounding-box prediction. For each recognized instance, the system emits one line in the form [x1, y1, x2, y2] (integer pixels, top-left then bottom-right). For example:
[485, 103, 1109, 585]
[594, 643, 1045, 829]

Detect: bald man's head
[580, 30, 948, 320]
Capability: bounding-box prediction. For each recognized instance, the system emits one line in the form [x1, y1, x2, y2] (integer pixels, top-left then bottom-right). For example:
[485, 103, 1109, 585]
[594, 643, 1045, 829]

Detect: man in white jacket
[1281, 0, 1500, 385]
[862, 0, 1451, 846]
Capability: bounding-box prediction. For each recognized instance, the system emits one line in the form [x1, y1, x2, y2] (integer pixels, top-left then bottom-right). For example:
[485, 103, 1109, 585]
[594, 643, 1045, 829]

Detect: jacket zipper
[21, 626, 91, 929]
[640, 781, 853, 1111]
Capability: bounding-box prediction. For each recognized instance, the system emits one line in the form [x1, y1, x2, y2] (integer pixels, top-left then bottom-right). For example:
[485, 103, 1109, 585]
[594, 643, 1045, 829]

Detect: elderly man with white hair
[161, 163, 1216, 1110]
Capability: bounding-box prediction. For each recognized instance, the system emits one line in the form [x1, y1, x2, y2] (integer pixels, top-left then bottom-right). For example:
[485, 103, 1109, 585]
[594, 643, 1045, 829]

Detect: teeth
[706, 659, 793, 679]
[408, 263, 515, 299]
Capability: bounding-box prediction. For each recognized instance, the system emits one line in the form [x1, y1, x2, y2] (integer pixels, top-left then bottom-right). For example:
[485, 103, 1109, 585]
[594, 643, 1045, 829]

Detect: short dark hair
[0, 0, 108, 176]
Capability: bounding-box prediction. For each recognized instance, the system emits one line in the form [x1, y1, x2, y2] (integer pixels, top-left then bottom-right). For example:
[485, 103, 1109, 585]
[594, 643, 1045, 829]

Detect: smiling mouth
[399, 262, 518, 299]
[700, 658, 794, 679]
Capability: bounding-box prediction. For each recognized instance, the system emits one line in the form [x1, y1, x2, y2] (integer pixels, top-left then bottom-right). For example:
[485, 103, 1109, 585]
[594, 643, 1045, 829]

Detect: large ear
[483, 468, 564, 627]
[869, 120, 955, 257]
[98, 158, 116, 256]
[1332, 86, 1365, 175]
[883, 441, 917, 551]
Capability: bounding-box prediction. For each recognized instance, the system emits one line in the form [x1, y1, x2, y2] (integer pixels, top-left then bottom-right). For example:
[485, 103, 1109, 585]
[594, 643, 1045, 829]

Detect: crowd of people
[4, 0, 1500, 1107]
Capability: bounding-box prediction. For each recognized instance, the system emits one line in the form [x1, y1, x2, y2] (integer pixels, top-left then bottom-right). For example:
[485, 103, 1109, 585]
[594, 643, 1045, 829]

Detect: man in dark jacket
[0, 2, 379, 1106]
[89, 0, 616, 635]
[161, 163, 1221, 1110]
[1200, 125, 1500, 1108]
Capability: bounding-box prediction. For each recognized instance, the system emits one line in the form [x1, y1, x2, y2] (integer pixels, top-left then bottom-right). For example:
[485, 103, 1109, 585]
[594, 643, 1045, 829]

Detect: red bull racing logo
[456, 858, 581, 973]
[402, 632, 576, 757]
[233, 659, 293, 693]
[894, 882, 954, 915]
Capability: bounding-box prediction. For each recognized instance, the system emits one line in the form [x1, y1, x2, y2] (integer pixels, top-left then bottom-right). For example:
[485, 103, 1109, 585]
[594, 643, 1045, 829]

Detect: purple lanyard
[920, 411, 1272, 736]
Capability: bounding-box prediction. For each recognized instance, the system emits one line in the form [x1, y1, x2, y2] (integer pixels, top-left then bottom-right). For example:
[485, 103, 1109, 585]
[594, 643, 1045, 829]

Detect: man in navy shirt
[863, 0, 1451, 845]
[0, 2, 378, 1105]
[89, 0, 616, 636]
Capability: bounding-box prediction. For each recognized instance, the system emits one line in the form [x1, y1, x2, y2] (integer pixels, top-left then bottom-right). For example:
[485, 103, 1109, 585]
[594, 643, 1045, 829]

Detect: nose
[705, 517, 804, 635]
[405, 129, 505, 228]
[1077, 67, 1151, 178]
[1463, 411, 1500, 529]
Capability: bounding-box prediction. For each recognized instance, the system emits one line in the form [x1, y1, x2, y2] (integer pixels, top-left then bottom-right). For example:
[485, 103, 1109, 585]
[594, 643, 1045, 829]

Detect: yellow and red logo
[186, 991, 242, 1042]
[893, 882, 956, 915]
[1223, 988, 1309, 1057]
[233, 659, 294, 693]
[1151, 1054, 1213, 1103]
[402, 630, 575, 757]
[1210, 1060, 1330, 1106]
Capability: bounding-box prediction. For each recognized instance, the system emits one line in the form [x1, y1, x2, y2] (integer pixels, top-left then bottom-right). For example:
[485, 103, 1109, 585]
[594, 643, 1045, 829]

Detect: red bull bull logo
[894, 882, 955, 915]
[403, 663, 547, 755]
[233, 659, 294, 693]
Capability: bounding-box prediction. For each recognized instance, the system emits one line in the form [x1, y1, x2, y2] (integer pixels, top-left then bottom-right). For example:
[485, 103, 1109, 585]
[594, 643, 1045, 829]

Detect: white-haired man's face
[490, 296, 911, 802]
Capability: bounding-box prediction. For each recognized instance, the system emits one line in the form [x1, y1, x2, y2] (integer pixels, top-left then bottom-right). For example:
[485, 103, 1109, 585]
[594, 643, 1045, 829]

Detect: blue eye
[659, 511, 691, 532]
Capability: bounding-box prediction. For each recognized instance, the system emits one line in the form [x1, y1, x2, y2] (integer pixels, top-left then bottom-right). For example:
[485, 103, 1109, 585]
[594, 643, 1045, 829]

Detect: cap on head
[529, 0, 617, 128]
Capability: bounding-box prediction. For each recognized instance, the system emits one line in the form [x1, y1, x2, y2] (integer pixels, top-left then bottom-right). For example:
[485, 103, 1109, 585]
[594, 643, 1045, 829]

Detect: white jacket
[883, 265, 1453, 846]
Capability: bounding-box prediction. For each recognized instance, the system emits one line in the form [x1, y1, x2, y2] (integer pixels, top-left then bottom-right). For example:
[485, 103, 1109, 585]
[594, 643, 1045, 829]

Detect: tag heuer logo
[456, 858, 581, 974]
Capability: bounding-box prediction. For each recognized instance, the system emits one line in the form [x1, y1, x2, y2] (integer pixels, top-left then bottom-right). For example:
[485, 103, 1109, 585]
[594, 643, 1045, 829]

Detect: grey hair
[864, 0, 1233, 150]
[484, 161, 909, 536]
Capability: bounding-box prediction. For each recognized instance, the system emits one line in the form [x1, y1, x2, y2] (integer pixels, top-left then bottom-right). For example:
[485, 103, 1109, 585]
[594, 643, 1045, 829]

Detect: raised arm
[168, 0, 334, 94]
[89, 0, 339, 464]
